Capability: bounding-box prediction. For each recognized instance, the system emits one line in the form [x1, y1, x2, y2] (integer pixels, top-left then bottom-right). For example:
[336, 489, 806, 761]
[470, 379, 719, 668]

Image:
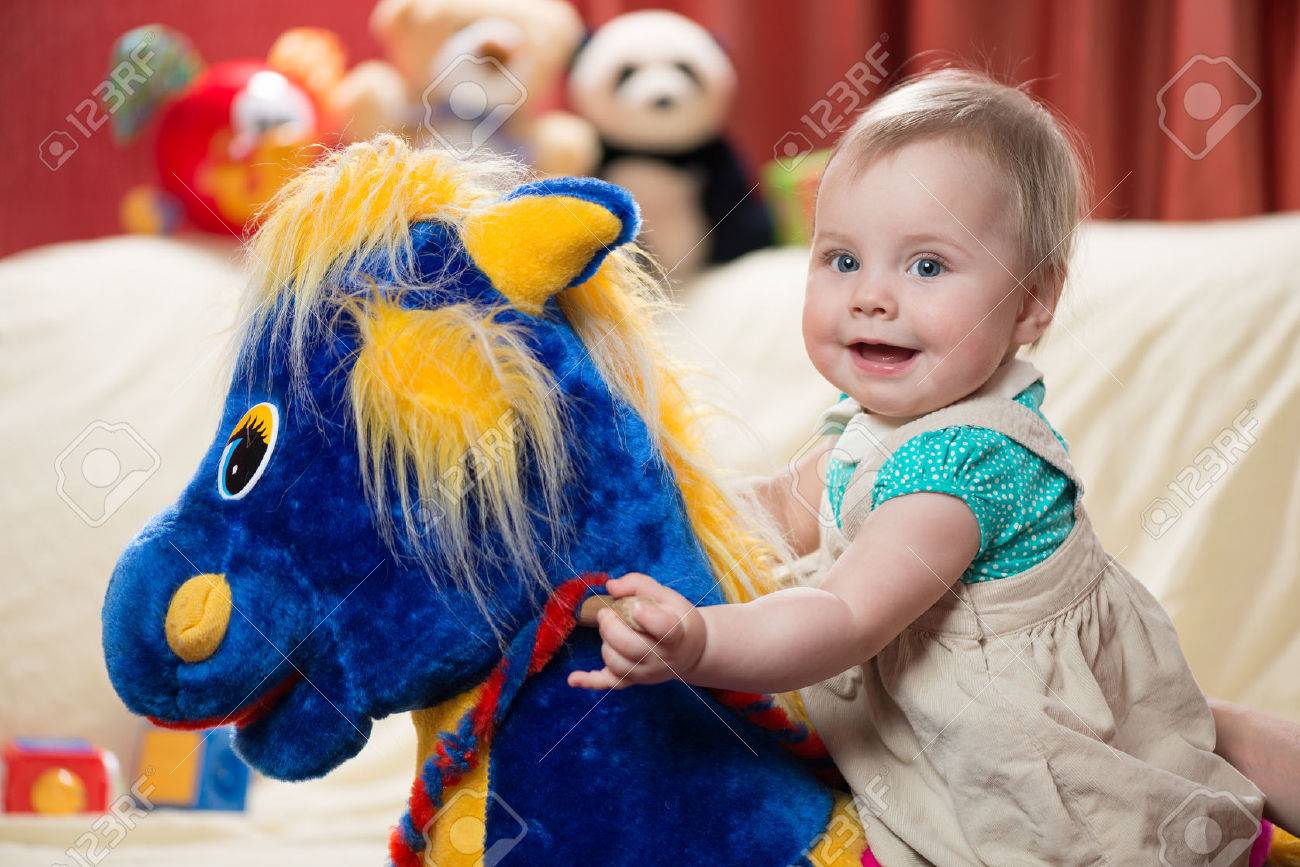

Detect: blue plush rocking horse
[102, 137, 873, 865]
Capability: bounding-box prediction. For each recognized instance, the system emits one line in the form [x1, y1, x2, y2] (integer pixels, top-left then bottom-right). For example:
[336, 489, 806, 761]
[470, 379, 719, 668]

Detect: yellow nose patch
[165, 574, 232, 663]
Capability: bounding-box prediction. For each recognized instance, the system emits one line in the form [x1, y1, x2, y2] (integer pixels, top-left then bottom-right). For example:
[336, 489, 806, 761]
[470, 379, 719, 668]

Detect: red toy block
[2, 738, 111, 814]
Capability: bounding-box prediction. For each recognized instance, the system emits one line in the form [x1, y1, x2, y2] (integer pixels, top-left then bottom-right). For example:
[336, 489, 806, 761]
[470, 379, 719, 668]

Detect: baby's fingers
[630, 600, 685, 644]
[567, 667, 623, 691]
[606, 572, 666, 603]
[599, 605, 661, 661]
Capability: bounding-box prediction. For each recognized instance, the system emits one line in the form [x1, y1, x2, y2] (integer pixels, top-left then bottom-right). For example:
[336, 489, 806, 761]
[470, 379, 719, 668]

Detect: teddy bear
[567, 10, 774, 279]
[327, 0, 598, 178]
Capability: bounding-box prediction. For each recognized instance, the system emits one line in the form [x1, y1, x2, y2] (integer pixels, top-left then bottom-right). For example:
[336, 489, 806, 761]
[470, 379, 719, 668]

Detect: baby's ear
[462, 177, 640, 316]
[1036, 264, 1067, 314]
[1016, 265, 1064, 345]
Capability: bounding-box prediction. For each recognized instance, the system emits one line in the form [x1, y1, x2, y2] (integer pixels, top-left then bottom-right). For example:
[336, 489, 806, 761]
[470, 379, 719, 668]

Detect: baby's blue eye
[908, 257, 944, 278]
[831, 253, 860, 273]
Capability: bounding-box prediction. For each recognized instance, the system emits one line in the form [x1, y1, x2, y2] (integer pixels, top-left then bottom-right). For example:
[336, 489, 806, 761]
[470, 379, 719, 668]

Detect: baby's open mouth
[849, 341, 919, 366]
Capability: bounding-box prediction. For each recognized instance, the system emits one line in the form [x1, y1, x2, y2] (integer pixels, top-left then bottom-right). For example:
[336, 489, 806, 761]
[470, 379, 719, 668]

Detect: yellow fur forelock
[349, 297, 569, 633]
[357, 299, 511, 437]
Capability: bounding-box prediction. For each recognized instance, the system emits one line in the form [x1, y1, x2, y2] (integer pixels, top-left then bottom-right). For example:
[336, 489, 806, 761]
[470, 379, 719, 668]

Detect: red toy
[107, 25, 345, 236]
[2, 739, 112, 814]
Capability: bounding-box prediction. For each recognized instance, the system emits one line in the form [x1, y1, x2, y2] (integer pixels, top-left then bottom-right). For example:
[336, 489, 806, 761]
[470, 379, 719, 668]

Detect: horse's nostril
[165, 574, 232, 663]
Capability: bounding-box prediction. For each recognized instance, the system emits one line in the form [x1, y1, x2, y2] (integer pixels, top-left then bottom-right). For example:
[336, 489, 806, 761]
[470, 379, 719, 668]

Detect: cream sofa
[2, 215, 1298, 862]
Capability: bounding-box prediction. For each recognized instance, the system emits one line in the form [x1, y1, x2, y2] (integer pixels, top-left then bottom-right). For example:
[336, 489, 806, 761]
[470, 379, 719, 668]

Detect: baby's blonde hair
[829, 68, 1090, 301]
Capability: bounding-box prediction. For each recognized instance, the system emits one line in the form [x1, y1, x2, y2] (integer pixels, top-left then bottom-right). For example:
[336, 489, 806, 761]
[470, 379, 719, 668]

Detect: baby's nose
[852, 284, 897, 317]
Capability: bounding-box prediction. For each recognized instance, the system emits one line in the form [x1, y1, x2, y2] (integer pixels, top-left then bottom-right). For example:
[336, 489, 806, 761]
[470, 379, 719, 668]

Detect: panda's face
[569, 11, 736, 153]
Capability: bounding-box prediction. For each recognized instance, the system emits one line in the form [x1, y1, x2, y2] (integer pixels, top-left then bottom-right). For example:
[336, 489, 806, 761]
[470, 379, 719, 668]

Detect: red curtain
[573, 0, 1300, 221]
[1, 0, 1295, 258]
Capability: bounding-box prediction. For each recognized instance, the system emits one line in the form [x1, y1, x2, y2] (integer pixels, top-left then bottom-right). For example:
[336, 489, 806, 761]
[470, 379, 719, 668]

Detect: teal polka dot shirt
[825, 381, 1076, 584]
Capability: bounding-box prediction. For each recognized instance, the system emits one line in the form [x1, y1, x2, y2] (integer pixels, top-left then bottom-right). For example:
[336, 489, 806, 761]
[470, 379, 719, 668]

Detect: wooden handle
[577, 595, 642, 631]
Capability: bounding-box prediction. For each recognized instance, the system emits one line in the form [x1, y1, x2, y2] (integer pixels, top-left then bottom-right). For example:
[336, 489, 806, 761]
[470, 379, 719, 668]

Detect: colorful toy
[568, 10, 775, 278]
[132, 725, 249, 811]
[2, 739, 112, 814]
[106, 25, 343, 236]
[762, 148, 830, 246]
[330, 0, 598, 176]
[101, 136, 867, 865]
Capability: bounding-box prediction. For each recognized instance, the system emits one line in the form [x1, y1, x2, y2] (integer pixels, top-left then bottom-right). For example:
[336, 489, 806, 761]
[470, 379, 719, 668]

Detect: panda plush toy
[568, 10, 774, 279]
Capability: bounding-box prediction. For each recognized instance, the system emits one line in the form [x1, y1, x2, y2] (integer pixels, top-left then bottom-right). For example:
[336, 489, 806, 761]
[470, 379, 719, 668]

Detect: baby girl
[569, 70, 1279, 864]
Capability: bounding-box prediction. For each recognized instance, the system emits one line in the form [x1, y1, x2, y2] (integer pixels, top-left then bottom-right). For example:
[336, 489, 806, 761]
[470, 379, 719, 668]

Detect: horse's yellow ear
[462, 178, 640, 316]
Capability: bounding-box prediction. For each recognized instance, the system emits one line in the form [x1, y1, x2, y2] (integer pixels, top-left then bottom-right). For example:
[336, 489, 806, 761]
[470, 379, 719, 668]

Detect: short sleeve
[870, 426, 1058, 558]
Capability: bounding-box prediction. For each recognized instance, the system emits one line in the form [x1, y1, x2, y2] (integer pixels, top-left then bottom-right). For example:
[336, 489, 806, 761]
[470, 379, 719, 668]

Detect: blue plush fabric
[102, 178, 838, 863]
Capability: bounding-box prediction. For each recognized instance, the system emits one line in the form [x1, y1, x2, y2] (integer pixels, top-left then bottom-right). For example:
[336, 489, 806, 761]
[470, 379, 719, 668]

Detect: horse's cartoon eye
[218, 402, 279, 500]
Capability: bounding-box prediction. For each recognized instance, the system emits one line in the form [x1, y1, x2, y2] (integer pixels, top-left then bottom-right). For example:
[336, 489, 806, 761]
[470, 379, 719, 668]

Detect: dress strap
[884, 397, 1082, 492]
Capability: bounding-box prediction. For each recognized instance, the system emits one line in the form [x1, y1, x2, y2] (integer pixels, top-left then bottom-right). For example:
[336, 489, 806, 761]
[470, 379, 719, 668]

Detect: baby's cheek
[919, 310, 973, 355]
[802, 282, 834, 331]
[801, 297, 839, 365]
[804, 338, 840, 390]
[925, 296, 1007, 354]
[921, 309, 1010, 394]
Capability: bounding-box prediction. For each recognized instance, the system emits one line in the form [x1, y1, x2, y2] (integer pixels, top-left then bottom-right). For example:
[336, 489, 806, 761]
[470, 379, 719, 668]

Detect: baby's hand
[567, 572, 706, 691]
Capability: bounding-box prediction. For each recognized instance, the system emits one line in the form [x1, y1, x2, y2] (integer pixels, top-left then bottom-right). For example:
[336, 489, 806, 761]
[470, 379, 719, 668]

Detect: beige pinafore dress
[797, 359, 1264, 866]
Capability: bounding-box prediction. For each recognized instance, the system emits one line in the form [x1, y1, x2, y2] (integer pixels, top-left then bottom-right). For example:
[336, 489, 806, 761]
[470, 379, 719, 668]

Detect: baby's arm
[1210, 698, 1300, 831]
[688, 492, 979, 692]
[568, 491, 980, 694]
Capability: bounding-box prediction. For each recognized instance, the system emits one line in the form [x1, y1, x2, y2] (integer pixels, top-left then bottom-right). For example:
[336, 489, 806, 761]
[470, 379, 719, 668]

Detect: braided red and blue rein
[387, 572, 843, 867]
